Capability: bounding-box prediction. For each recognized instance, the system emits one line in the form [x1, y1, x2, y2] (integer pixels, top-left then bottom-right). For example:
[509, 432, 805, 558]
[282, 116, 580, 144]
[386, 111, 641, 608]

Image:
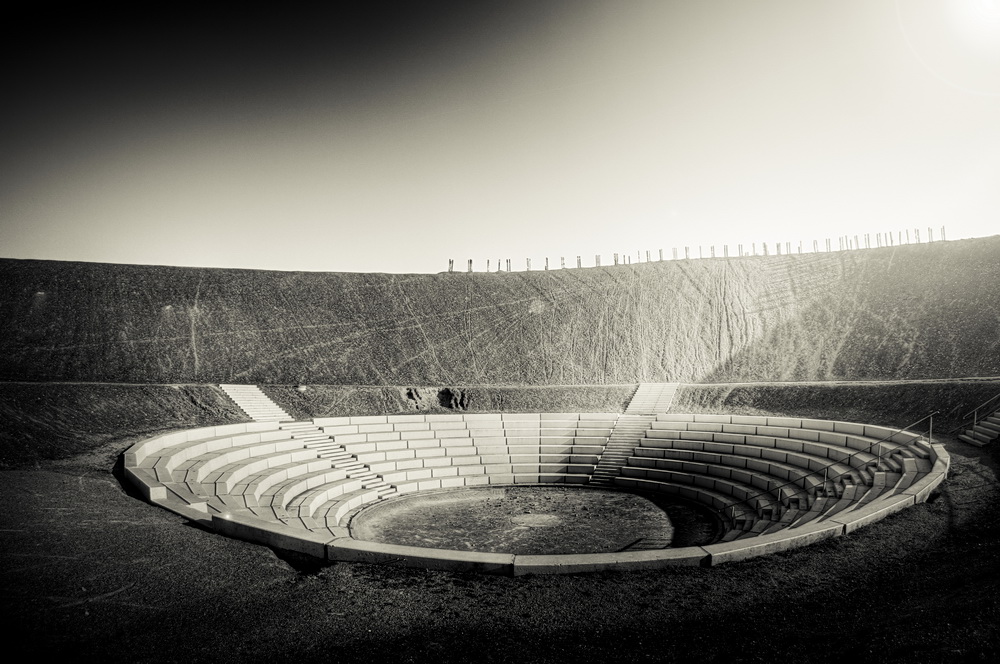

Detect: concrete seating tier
[201, 449, 327, 497]
[234, 458, 334, 505]
[613, 476, 758, 525]
[622, 466, 785, 515]
[613, 413, 938, 539]
[650, 415, 932, 467]
[633, 447, 827, 494]
[306, 413, 618, 513]
[125, 410, 949, 573]
[625, 457, 815, 508]
[640, 435, 872, 481]
[124, 413, 618, 539]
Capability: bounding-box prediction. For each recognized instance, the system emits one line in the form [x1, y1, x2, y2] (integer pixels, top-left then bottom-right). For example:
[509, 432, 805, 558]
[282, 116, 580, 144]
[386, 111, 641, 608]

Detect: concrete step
[965, 429, 996, 444]
[319, 453, 354, 462]
[958, 433, 990, 448]
[975, 421, 1000, 435]
[625, 383, 680, 414]
[318, 448, 351, 456]
[220, 384, 293, 423]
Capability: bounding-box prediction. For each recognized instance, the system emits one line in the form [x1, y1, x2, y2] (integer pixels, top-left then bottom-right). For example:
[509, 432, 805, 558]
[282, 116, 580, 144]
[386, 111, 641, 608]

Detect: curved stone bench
[124, 411, 949, 574]
[633, 447, 827, 493]
[644, 433, 881, 480]
[627, 456, 815, 506]
[622, 466, 785, 515]
[652, 416, 930, 469]
[202, 448, 323, 496]
[273, 467, 352, 511]
[238, 458, 333, 505]
[614, 476, 759, 524]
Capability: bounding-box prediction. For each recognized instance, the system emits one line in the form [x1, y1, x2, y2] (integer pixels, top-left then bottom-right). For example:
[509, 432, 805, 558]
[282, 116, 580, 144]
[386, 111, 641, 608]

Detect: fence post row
[452, 227, 948, 271]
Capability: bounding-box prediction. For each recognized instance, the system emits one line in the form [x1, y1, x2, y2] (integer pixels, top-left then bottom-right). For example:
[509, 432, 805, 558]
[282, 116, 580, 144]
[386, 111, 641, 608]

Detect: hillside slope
[1, 237, 997, 384]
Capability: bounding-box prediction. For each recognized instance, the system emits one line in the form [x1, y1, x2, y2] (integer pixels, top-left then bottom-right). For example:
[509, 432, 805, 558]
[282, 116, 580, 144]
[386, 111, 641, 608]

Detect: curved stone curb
[123, 414, 950, 574]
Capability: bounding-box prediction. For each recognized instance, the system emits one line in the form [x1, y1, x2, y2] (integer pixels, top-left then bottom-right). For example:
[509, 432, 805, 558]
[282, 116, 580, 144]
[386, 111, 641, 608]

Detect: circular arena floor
[123, 411, 949, 574]
[348, 486, 718, 554]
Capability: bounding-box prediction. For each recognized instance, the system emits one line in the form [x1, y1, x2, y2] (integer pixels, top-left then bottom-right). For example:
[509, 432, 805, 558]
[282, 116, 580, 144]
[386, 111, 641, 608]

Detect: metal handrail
[951, 391, 1000, 436]
[960, 391, 1000, 421]
[710, 411, 938, 525]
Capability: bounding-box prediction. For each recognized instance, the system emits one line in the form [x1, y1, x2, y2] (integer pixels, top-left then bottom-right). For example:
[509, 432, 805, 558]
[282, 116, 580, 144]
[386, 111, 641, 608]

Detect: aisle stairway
[625, 383, 680, 415]
[589, 414, 657, 485]
[589, 383, 679, 485]
[220, 384, 292, 422]
[279, 421, 396, 499]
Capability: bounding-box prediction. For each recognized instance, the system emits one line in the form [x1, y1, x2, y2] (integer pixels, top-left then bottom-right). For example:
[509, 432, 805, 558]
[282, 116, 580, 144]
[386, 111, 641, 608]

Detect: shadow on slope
[0, 382, 246, 468]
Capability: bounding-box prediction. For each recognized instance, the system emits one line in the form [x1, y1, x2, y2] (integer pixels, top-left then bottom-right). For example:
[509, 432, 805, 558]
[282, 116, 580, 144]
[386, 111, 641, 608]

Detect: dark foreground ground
[2, 382, 999, 663]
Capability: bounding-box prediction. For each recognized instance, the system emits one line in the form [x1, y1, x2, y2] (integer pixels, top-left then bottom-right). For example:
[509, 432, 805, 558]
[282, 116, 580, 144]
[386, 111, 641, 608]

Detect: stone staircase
[589, 384, 680, 486]
[589, 414, 657, 485]
[280, 421, 397, 499]
[219, 384, 292, 422]
[958, 409, 1000, 447]
[625, 383, 680, 415]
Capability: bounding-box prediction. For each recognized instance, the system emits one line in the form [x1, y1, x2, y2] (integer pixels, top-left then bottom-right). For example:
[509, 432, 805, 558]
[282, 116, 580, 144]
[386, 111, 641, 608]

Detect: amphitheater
[2, 237, 999, 661]
[124, 383, 950, 573]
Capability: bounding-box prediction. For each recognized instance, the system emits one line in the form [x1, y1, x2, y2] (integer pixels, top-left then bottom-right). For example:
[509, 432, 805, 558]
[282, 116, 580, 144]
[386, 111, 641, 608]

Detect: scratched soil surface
[1, 381, 998, 662]
[3, 236, 999, 385]
[349, 486, 689, 554]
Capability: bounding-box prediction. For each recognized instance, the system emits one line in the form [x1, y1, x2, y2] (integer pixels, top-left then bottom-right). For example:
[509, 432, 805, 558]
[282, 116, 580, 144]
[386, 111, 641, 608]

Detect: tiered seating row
[317, 413, 615, 444]
[614, 413, 936, 539]
[652, 414, 931, 456]
[201, 414, 618, 535]
[124, 421, 288, 521]
[125, 413, 622, 539]
[308, 413, 619, 523]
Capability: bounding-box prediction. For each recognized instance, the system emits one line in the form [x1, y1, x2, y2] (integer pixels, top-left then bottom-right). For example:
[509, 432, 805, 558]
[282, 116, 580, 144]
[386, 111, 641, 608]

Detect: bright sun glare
[952, 0, 1000, 54]
[899, 0, 1000, 95]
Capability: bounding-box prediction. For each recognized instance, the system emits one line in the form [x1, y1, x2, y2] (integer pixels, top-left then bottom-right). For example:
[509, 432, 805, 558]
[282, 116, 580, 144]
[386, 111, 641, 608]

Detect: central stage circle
[349, 486, 719, 555]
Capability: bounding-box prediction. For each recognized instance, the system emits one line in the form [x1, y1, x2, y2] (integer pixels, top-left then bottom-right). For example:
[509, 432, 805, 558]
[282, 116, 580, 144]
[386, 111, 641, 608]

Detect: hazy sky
[2, 1, 998, 273]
